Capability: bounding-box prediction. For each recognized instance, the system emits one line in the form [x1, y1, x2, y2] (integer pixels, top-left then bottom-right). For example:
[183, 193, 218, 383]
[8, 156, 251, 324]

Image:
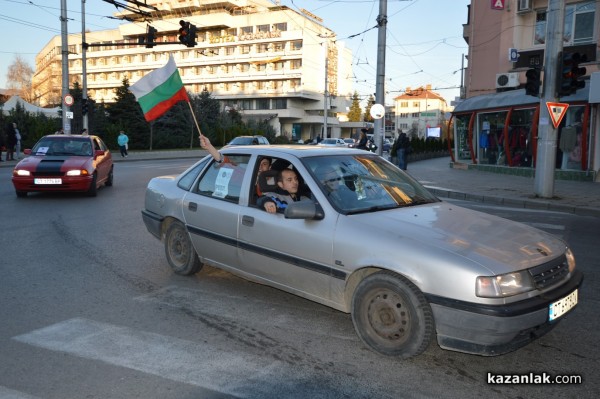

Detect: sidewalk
[3, 149, 599, 217]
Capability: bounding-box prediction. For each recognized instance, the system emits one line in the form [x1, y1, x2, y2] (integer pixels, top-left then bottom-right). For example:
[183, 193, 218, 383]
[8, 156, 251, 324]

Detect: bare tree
[6, 55, 34, 103]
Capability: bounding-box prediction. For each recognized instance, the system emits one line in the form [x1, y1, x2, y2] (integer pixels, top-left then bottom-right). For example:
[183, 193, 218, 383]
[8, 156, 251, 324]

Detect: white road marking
[13, 318, 281, 398]
[0, 386, 43, 399]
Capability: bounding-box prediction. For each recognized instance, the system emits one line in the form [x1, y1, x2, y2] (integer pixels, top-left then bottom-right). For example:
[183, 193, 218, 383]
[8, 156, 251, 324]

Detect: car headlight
[565, 247, 576, 273]
[476, 270, 535, 298]
[14, 169, 31, 176]
[66, 170, 90, 176]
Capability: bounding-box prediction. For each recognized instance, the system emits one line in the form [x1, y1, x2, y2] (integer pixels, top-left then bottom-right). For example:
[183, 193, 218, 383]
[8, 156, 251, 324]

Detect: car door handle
[242, 215, 254, 227]
[188, 202, 197, 212]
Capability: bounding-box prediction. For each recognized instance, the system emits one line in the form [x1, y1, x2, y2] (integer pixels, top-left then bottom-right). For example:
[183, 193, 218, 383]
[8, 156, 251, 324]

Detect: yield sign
[546, 102, 569, 129]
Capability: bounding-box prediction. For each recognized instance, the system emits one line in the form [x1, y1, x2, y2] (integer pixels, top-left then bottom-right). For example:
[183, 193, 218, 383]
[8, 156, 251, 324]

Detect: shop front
[449, 85, 598, 181]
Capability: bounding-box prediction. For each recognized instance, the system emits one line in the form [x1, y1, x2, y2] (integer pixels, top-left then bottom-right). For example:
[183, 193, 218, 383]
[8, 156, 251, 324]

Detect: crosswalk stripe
[12, 318, 280, 398]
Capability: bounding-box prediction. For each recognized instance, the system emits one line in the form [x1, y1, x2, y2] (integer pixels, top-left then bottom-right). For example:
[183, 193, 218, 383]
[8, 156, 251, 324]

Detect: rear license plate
[549, 289, 578, 321]
[34, 178, 62, 185]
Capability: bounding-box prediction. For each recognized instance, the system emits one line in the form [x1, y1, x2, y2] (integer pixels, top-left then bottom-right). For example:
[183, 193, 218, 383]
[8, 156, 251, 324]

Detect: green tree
[347, 91, 362, 122]
[363, 95, 375, 122]
[190, 89, 221, 144]
[107, 78, 147, 149]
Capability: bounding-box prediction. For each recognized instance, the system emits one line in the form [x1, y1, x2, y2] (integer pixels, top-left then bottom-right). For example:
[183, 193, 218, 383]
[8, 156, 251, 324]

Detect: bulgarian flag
[130, 55, 189, 122]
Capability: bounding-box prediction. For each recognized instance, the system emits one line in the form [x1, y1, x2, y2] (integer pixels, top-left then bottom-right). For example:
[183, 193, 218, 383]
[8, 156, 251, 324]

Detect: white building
[32, 0, 354, 141]
[394, 85, 451, 139]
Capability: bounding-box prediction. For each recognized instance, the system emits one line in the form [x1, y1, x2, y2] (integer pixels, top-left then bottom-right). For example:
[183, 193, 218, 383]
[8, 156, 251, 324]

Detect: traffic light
[146, 25, 157, 48]
[557, 51, 588, 97]
[178, 20, 190, 45]
[81, 98, 88, 115]
[178, 20, 196, 47]
[525, 68, 541, 97]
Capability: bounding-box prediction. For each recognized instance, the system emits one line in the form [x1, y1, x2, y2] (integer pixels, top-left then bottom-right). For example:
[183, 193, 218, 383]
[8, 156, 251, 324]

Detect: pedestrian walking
[392, 131, 410, 170]
[118, 130, 129, 157]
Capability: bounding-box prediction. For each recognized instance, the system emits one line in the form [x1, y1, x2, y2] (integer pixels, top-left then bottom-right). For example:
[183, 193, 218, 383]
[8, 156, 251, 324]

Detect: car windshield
[32, 138, 93, 156]
[304, 154, 439, 214]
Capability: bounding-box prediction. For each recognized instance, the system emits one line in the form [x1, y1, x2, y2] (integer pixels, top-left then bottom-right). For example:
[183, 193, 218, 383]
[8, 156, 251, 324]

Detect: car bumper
[141, 209, 164, 240]
[12, 176, 93, 192]
[427, 270, 583, 356]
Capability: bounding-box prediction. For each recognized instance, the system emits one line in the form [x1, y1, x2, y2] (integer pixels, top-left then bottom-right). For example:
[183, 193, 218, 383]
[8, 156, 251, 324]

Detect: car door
[182, 154, 251, 269]
[237, 156, 341, 305]
[92, 137, 110, 180]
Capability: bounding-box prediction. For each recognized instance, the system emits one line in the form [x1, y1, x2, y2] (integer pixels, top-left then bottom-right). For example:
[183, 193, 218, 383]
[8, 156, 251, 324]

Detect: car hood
[16, 155, 91, 171]
[354, 202, 566, 275]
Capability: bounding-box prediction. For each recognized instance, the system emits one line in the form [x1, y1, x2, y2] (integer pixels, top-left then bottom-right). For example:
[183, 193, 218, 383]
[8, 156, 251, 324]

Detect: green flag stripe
[137, 70, 184, 114]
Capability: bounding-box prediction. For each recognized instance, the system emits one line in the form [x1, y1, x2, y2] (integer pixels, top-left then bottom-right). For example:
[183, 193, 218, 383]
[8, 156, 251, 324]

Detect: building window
[240, 99, 252, 110]
[257, 44, 269, 53]
[241, 26, 253, 35]
[257, 81, 267, 90]
[273, 98, 287, 109]
[272, 61, 283, 71]
[256, 99, 270, 109]
[400, 101, 408, 107]
[273, 23, 287, 32]
[413, 102, 419, 107]
[290, 79, 301, 88]
[226, 28, 236, 36]
[535, 2, 594, 45]
[240, 63, 250, 72]
[256, 64, 266, 72]
[411, 112, 419, 118]
[257, 24, 270, 33]
[207, 66, 215, 74]
[272, 42, 285, 52]
[399, 113, 408, 118]
[290, 41, 302, 51]
[241, 45, 251, 54]
[225, 46, 235, 56]
[290, 59, 302, 70]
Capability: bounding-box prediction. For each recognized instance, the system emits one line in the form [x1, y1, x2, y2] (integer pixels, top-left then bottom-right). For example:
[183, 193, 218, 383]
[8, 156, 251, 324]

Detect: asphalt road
[0, 159, 597, 399]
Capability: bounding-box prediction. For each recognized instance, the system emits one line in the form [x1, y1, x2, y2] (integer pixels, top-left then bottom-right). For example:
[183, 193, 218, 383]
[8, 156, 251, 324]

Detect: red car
[12, 134, 113, 197]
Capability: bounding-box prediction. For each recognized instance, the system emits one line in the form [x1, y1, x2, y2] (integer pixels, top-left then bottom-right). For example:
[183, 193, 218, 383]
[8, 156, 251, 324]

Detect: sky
[0, 0, 470, 106]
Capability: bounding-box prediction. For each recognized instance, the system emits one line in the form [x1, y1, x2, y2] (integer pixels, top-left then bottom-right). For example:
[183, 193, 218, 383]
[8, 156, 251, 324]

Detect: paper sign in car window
[36, 146, 49, 155]
[213, 168, 234, 198]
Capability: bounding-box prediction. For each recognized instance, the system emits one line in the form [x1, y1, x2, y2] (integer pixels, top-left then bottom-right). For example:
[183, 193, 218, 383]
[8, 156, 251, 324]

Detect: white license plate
[549, 289, 578, 321]
[34, 178, 62, 185]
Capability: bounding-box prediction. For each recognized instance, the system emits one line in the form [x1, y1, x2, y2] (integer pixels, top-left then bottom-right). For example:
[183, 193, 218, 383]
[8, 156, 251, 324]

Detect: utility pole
[373, 0, 387, 156]
[60, 0, 71, 134]
[82, 0, 88, 131]
[323, 39, 328, 140]
[534, 0, 564, 197]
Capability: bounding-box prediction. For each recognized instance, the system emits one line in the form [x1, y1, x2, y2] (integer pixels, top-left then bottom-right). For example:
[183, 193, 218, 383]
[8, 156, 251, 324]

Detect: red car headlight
[14, 169, 31, 177]
[66, 169, 90, 176]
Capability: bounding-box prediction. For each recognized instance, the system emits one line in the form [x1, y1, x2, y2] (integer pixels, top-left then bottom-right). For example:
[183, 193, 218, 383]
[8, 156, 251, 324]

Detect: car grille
[528, 254, 569, 289]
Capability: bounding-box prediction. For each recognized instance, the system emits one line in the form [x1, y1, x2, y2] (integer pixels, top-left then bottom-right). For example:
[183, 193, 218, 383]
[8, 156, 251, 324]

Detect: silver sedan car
[142, 146, 582, 358]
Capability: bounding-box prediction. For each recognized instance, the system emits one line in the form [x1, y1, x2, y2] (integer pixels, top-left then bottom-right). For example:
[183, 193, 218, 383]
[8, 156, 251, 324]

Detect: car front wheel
[164, 221, 202, 275]
[351, 271, 434, 358]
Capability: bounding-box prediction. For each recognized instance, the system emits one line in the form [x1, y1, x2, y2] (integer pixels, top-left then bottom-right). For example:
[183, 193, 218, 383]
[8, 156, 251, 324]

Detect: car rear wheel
[165, 221, 202, 275]
[351, 271, 434, 358]
[86, 173, 98, 197]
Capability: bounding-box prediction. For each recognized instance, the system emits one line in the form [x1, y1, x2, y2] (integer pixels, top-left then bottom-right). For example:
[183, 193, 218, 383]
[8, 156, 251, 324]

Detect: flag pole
[187, 101, 203, 138]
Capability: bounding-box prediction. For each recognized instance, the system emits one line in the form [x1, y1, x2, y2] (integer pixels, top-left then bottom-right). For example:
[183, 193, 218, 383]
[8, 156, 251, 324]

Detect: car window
[196, 154, 251, 203]
[178, 158, 210, 191]
[304, 154, 439, 213]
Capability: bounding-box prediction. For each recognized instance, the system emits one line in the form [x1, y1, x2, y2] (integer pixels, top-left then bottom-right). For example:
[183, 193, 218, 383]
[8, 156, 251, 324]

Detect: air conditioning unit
[496, 72, 520, 89]
[517, 0, 532, 13]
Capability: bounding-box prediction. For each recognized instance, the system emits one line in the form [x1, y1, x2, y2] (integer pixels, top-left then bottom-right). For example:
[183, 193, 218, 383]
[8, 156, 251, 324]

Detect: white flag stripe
[13, 318, 281, 397]
[129, 56, 177, 99]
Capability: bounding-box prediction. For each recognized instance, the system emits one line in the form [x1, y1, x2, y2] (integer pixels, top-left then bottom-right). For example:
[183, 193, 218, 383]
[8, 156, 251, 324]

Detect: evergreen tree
[347, 91, 362, 122]
[190, 89, 222, 144]
[363, 95, 375, 122]
[107, 78, 147, 149]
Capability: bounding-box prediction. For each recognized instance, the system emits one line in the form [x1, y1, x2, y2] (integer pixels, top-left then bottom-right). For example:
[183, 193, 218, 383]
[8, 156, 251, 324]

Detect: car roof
[219, 145, 361, 159]
[42, 134, 98, 140]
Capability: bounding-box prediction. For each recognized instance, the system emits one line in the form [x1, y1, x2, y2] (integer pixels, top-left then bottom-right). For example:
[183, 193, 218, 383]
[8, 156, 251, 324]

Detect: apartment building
[394, 85, 451, 139]
[32, 0, 354, 141]
[454, 0, 599, 181]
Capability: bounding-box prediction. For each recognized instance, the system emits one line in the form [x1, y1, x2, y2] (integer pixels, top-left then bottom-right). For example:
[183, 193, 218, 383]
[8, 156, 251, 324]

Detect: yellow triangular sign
[546, 102, 569, 129]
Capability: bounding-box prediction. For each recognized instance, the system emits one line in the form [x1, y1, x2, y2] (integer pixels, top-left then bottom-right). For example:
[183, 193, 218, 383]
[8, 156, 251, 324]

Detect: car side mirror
[94, 149, 105, 157]
[284, 200, 324, 220]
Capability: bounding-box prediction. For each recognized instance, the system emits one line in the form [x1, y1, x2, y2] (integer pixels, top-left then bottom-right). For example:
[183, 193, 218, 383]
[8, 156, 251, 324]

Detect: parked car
[225, 135, 269, 147]
[12, 134, 113, 197]
[142, 146, 582, 358]
[344, 138, 356, 147]
[318, 138, 347, 147]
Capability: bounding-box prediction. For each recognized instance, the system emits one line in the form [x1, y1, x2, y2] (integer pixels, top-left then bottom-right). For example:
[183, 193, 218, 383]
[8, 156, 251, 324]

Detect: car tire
[16, 191, 27, 198]
[105, 166, 113, 187]
[165, 221, 203, 275]
[351, 271, 434, 358]
[86, 173, 98, 197]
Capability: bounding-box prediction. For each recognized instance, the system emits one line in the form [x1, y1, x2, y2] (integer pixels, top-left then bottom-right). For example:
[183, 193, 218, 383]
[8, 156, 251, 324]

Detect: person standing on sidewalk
[117, 130, 129, 158]
[5, 122, 17, 161]
[13, 123, 22, 160]
[392, 131, 410, 171]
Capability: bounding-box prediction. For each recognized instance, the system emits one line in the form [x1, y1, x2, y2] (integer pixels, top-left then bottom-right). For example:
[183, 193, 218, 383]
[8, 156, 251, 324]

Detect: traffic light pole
[60, 0, 71, 134]
[81, 0, 88, 131]
[373, 0, 387, 156]
[534, 0, 564, 198]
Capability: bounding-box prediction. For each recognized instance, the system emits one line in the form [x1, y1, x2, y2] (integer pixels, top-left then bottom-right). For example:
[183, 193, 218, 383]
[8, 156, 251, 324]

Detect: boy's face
[259, 158, 271, 172]
[277, 169, 299, 194]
